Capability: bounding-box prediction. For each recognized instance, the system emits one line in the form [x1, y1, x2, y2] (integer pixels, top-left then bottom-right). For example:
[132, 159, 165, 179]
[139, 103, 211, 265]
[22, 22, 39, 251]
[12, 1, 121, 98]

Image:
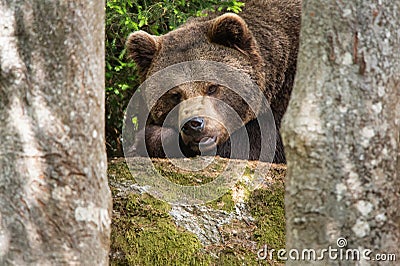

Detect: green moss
[248, 182, 286, 262]
[153, 157, 228, 186]
[108, 158, 287, 265]
[155, 166, 215, 186]
[207, 190, 235, 212]
[209, 246, 273, 265]
[108, 158, 134, 182]
[215, 251, 256, 265]
[125, 221, 210, 265]
[111, 193, 211, 265]
[243, 166, 255, 177]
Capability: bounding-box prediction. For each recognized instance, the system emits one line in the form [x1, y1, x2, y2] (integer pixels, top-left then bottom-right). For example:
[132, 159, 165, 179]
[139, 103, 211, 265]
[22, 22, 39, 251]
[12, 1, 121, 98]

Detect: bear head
[126, 13, 267, 154]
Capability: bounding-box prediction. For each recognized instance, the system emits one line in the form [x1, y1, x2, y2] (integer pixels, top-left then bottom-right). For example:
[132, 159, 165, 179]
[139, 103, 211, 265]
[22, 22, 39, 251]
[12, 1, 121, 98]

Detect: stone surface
[108, 157, 286, 265]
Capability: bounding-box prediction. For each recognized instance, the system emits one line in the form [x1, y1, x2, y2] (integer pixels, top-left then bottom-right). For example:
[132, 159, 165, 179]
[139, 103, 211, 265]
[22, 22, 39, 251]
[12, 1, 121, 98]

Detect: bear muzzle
[180, 116, 228, 153]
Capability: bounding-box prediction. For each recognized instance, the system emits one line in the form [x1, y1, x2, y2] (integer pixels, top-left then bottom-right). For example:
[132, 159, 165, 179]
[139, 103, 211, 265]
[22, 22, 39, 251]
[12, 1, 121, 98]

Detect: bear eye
[207, 85, 219, 95]
[170, 91, 181, 102]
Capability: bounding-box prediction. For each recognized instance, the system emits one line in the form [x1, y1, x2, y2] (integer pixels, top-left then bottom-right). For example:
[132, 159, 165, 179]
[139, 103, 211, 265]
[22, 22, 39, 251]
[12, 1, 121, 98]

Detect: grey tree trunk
[282, 1, 399, 265]
[0, 1, 111, 265]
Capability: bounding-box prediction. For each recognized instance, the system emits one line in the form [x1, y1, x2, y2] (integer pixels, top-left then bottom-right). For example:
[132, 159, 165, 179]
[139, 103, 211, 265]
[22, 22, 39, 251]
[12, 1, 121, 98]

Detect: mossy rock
[108, 157, 286, 265]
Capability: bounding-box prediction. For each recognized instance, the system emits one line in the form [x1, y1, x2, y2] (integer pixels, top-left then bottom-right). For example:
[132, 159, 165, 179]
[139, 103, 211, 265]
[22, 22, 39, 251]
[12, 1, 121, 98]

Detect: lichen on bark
[0, 1, 111, 264]
[282, 1, 400, 265]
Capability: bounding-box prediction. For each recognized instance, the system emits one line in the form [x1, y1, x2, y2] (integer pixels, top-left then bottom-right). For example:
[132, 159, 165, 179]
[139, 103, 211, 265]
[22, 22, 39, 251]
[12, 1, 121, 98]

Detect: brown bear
[125, 0, 301, 163]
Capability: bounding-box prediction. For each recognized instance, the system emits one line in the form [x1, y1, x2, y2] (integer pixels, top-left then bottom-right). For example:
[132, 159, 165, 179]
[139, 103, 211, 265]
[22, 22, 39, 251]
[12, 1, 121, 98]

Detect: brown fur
[126, 0, 301, 163]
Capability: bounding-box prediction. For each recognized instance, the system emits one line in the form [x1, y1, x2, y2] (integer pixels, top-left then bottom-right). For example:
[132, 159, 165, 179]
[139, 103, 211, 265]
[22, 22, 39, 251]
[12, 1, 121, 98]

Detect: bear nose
[182, 117, 205, 133]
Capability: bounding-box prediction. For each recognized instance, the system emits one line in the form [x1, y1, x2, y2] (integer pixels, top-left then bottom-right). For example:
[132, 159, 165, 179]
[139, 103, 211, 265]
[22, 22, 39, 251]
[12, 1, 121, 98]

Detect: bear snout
[180, 117, 229, 153]
[181, 117, 205, 134]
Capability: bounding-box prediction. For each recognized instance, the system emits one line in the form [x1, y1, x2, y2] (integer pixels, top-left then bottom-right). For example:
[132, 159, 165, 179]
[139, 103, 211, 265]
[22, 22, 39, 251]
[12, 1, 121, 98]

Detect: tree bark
[282, 0, 399, 265]
[0, 1, 111, 264]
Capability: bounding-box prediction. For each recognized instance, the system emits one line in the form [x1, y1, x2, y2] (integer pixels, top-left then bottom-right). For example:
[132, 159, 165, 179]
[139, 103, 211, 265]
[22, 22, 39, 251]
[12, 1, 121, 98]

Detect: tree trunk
[282, 1, 399, 265]
[0, 1, 111, 264]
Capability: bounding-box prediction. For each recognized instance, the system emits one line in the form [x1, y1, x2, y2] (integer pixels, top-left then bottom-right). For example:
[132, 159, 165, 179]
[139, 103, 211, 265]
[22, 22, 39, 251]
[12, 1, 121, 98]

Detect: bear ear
[209, 13, 252, 51]
[126, 31, 158, 77]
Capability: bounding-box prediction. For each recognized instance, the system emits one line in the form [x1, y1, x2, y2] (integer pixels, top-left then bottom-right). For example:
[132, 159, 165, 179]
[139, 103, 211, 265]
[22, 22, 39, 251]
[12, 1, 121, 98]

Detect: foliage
[105, 0, 245, 157]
